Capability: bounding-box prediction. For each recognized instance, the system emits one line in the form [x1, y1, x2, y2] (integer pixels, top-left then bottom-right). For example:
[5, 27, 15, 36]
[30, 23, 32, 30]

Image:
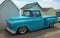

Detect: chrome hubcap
[19, 27, 27, 34]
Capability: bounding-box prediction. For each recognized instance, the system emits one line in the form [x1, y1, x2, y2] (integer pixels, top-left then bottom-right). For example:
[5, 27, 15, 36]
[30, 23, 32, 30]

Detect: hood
[9, 16, 30, 20]
[6, 16, 31, 24]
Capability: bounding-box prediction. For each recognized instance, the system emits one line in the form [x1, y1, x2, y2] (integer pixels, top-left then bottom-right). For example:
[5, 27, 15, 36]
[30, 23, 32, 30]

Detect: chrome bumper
[6, 27, 16, 34]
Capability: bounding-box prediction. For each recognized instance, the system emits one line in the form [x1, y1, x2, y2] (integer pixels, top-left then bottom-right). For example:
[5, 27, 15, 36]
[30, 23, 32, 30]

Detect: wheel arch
[47, 21, 55, 27]
[16, 25, 30, 33]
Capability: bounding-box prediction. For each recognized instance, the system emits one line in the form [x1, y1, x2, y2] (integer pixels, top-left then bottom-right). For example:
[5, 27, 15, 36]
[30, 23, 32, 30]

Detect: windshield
[23, 11, 32, 16]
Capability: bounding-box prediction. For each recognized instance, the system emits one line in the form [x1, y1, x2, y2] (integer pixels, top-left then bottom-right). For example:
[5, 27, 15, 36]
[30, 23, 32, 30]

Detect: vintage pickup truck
[6, 10, 57, 34]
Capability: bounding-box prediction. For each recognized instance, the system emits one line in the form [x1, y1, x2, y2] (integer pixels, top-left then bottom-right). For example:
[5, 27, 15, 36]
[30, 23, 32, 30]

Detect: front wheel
[18, 26, 27, 34]
[49, 22, 54, 28]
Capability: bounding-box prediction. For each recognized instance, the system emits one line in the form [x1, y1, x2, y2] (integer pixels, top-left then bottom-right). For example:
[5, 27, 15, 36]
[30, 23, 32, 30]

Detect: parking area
[0, 23, 60, 38]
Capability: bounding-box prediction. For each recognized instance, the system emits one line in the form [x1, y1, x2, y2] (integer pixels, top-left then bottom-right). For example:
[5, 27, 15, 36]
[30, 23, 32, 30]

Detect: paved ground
[0, 23, 60, 38]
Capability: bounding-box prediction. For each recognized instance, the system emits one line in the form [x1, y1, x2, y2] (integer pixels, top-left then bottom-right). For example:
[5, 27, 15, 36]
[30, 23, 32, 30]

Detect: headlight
[7, 23, 13, 28]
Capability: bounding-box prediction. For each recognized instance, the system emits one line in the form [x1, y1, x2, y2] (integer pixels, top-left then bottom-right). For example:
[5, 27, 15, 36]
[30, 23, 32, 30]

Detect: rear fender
[46, 18, 57, 27]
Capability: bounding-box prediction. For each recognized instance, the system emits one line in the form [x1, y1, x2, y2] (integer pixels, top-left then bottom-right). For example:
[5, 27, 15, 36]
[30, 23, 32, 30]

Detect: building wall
[42, 9, 56, 16]
[47, 9, 56, 16]
[0, 1, 19, 28]
[30, 5, 41, 10]
[20, 9, 24, 16]
[42, 11, 47, 15]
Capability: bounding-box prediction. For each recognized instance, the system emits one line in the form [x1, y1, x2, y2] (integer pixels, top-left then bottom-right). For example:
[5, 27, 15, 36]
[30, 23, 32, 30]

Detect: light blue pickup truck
[6, 10, 57, 34]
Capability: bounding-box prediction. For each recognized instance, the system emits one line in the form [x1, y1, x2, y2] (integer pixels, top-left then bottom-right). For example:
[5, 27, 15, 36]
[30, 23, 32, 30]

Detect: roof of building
[21, 2, 42, 9]
[42, 8, 52, 11]
[0, 0, 42, 10]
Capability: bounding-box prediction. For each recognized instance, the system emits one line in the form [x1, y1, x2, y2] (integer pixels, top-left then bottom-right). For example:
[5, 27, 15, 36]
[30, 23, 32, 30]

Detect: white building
[0, 0, 21, 28]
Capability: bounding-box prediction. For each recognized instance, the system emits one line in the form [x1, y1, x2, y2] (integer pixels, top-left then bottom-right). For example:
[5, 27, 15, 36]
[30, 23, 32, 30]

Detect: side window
[33, 12, 40, 17]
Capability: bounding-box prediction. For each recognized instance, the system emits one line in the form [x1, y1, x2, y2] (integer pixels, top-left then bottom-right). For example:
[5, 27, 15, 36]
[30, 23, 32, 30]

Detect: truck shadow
[1, 26, 60, 38]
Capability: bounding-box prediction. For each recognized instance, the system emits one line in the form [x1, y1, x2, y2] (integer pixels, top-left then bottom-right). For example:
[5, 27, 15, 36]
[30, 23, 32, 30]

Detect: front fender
[13, 20, 34, 32]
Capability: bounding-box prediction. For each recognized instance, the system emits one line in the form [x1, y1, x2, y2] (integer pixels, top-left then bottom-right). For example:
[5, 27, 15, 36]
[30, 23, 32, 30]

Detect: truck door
[32, 10, 44, 30]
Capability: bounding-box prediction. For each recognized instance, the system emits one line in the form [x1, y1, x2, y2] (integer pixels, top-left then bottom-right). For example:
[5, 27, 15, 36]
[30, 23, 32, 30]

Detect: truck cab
[6, 10, 57, 34]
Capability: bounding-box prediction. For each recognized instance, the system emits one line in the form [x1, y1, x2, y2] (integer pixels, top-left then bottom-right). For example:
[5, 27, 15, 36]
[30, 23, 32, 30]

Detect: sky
[0, 0, 60, 9]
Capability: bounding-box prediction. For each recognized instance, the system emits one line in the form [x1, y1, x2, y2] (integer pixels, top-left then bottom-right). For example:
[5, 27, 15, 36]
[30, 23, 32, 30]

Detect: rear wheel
[49, 22, 54, 28]
[18, 26, 27, 34]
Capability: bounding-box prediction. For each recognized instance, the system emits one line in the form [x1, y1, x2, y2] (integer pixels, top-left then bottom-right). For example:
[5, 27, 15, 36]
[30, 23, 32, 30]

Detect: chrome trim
[6, 27, 16, 34]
